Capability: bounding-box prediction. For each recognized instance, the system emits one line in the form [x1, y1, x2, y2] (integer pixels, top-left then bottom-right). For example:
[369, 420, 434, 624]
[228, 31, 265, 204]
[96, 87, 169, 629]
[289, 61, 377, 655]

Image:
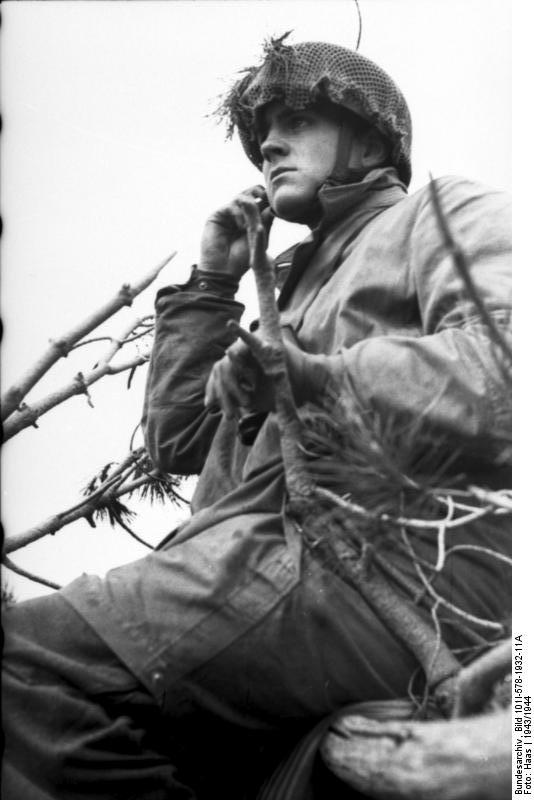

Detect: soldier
[2, 39, 511, 799]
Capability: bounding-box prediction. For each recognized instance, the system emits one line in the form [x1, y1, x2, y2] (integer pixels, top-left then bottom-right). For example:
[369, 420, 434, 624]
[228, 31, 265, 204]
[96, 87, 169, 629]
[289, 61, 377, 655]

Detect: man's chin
[271, 194, 319, 225]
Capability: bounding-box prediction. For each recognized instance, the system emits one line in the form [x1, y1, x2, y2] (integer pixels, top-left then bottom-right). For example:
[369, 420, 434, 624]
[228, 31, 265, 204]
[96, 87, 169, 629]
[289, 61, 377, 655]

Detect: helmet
[219, 37, 412, 186]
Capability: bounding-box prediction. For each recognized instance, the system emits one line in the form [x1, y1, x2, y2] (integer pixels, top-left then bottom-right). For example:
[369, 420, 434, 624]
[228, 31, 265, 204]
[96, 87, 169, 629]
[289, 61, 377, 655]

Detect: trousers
[2, 512, 509, 799]
[1, 550, 421, 798]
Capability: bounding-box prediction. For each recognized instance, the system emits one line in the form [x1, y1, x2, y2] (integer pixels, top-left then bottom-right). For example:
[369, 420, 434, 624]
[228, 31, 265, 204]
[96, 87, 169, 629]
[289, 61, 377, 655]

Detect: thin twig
[2, 555, 62, 590]
[72, 319, 153, 354]
[1, 252, 175, 422]
[428, 175, 511, 363]
[467, 486, 513, 510]
[419, 600, 444, 711]
[77, 467, 140, 513]
[120, 444, 190, 504]
[119, 327, 154, 346]
[433, 494, 496, 512]
[114, 517, 154, 550]
[129, 421, 143, 452]
[94, 315, 153, 369]
[435, 495, 454, 571]
[445, 544, 512, 567]
[314, 486, 492, 532]
[84, 450, 144, 497]
[71, 336, 115, 350]
[400, 527, 504, 633]
[3, 354, 149, 441]
[114, 473, 156, 498]
[406, 667, 426, 717]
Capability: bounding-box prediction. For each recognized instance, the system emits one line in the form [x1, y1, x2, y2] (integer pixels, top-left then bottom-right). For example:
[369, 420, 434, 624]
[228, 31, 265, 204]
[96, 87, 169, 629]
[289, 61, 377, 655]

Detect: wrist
[198, 259, 243, 279]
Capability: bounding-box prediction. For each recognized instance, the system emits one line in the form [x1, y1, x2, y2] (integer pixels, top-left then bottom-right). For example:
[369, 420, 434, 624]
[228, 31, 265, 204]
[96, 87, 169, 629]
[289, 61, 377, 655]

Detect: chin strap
[328, 118, 368, 186]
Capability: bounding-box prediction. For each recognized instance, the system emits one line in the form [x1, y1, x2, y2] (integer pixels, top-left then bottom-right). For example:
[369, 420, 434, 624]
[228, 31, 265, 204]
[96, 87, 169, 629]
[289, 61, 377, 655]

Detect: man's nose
[260, 131, 289, 162]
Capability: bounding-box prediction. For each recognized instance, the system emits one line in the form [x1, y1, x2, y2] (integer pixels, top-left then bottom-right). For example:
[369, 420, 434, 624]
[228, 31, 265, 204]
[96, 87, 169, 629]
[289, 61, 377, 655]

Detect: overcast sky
[1, 0, 518, 605]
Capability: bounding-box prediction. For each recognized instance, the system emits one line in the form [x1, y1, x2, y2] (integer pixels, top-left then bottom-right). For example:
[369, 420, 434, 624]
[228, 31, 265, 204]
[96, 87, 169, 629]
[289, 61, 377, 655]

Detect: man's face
[257, 101, 342, 224]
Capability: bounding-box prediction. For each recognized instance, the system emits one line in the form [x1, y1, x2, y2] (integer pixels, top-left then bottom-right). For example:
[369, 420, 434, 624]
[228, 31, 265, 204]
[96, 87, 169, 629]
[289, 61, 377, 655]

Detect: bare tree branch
[451, 638, 512, 717]
[2, 444, 184, 555]
[303, 512, 462, 699]
[71, 315, 153, 353]
[3, 452, 145, 553]
[232, 197, 314, 503]
[93, 316, 153, 370]
[3, 354, 149, 441]
[314, 485, 500, 532]
[352, 553, 462, 694]
[322, 706, 511, 799]
[1, 252, 176, 422]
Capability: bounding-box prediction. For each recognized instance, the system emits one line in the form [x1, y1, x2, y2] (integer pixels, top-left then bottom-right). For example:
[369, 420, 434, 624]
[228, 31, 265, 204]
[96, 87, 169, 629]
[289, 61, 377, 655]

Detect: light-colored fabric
[283, 172, 511, 458]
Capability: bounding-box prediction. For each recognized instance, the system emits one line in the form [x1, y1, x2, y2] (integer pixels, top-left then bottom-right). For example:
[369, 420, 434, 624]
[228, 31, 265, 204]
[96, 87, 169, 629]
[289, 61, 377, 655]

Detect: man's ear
[361, 129, 390, 168]
[349, 129, 390, 170]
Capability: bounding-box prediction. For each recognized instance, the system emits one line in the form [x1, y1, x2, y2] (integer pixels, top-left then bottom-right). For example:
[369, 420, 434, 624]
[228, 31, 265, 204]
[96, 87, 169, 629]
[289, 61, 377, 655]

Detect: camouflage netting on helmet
[217, 35, 412, 186]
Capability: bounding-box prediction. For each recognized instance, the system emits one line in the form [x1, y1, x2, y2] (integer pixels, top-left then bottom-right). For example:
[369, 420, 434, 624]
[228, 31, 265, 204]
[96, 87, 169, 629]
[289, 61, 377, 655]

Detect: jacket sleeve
[142, 274, 244, 475]
[326, 177, 511, 460]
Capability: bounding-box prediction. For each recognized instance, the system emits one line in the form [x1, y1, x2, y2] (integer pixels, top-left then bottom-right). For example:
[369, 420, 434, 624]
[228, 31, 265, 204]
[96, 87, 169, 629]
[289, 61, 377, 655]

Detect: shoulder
[355, 175, 510, 237]
[388, 176, 511, 253]
[410, 175, 511, 217]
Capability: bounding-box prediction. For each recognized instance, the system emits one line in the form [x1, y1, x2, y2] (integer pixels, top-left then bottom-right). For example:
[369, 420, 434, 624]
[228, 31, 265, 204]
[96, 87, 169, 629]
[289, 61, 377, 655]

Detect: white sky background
[0, 0, 515, 605]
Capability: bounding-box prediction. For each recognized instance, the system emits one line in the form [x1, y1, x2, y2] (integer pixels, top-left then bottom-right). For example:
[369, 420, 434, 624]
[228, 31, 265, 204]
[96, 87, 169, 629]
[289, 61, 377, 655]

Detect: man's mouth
[270, 167, 296, 183]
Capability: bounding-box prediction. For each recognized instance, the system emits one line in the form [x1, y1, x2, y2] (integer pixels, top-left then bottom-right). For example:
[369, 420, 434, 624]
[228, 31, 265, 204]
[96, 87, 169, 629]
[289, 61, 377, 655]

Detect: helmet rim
[219, 39, 412, 186]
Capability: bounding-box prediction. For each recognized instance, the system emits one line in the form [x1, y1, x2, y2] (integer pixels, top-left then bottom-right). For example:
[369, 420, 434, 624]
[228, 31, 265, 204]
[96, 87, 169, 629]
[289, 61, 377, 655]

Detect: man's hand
[199, 185, 274, 279]
[204, 338, 273, 419]
[204, 336, 330, 420]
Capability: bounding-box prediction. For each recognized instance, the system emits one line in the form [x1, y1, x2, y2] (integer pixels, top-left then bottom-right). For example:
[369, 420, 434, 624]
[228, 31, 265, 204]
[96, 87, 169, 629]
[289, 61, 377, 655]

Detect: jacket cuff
[184, 265, 239, 297]
[156, 265, 240, 301]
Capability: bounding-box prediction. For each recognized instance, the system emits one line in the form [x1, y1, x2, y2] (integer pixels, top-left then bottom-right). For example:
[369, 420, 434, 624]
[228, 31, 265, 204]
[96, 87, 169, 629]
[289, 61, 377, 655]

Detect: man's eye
[289, 115, 310, 131]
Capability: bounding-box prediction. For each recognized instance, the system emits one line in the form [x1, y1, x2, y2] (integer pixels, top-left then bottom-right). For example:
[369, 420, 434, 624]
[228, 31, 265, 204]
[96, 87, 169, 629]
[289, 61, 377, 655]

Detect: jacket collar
[316, 166, 408, 233]
[275, 167, 407, 301]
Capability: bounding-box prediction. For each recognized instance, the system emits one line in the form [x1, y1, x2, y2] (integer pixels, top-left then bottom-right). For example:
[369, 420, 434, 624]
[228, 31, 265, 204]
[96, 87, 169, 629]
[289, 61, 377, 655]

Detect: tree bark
[321, 708, 511, 800]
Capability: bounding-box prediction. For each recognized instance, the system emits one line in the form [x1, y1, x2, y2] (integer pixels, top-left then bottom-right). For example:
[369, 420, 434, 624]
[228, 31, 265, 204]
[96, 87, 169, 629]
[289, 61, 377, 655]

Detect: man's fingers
[248, 184, 268, 204]
[261, 206, 275, 235]
[236, 195, 261, 224]
[204, 368, 219, 411]
[204, 356, 251, 419]
[225, 348, 255, 392]
[235, 193, 274, 245]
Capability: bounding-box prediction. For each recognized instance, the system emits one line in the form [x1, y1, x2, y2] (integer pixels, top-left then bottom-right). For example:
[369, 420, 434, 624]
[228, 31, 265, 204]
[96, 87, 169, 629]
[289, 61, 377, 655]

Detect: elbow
[147, 439, 188, 475]
[145, 428, 202, 476]
[143, 409, 220, 476]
